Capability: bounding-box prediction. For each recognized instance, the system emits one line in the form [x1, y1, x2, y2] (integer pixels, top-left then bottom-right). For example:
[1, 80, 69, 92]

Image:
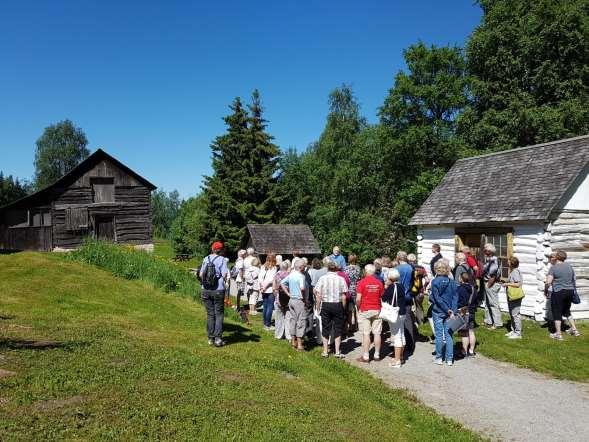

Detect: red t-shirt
[466, 254, 478, 270]
[356, 275, 384, 312]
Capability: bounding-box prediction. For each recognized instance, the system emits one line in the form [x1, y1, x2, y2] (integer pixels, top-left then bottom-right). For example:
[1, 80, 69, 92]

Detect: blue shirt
[397, 262, 414, 302]
[281, 271, 306, 300]
[329, 254, 347, 270]
[199, 254, 228, 291]
[430, 276, 458, 317]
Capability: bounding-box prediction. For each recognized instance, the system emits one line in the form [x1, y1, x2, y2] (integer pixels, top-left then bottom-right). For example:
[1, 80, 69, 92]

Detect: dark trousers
[404, 308, 417, 357]
[202, 290, 224, 340]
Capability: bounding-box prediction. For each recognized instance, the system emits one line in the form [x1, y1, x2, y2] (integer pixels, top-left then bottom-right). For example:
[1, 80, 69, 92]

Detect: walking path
[342, 333, 589, 441]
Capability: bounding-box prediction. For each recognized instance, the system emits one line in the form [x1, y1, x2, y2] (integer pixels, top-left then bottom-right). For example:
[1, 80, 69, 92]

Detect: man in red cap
[199, 241, 228, 347]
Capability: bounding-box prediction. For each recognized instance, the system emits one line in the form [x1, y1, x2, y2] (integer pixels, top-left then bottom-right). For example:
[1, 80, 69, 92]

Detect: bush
[67, 240, 201, 300]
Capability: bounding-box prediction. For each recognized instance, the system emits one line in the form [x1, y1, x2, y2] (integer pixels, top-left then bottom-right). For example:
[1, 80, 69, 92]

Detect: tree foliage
[171, 195, 209, 257]
[34, 119, 90, 190]
[0, 172, 31, 207]
[151, 189, 182, 239]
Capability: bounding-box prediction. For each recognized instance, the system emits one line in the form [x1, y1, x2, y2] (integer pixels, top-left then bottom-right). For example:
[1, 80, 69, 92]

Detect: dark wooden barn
[0, 149, 156, 252]
[246, 224, 321, 257]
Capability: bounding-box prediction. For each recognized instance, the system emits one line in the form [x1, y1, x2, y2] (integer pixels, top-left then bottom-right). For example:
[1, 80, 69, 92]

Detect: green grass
[153, 238, 200, 271]
[0, 251, 481, 441]
[417, 305, 589, 382]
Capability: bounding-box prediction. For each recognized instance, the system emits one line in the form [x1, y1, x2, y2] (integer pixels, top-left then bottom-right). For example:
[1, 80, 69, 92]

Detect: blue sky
[0, 1, 482, 198]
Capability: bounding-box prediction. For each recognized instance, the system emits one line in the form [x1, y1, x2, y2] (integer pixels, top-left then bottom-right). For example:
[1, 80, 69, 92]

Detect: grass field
[153, 238, 201, 270]
[418, 306, 589, 382]
[0, 251, 481, 441]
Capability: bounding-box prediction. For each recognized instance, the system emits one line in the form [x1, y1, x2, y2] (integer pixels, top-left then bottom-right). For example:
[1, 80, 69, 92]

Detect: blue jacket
[430, 276, 458, 317]
[397, 262, 414, 304]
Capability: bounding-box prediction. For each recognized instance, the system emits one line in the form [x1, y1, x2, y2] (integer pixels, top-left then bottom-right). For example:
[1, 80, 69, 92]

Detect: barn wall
[416, 226, 455, 275]
[73, 159, 142, 187]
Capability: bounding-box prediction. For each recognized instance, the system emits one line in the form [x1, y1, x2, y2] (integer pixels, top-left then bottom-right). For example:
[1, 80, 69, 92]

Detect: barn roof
[0, 149, 156, 211]
[246, 224, 321, 255]
[409, 135, 589, 226]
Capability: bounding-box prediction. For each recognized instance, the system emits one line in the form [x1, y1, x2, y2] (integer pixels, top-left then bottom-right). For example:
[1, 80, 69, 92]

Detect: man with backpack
[199, 241, 229, 347]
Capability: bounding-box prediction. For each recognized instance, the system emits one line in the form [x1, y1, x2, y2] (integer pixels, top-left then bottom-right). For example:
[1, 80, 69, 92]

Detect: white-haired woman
[430, 259, 458, 366]
[245, 257, 261, 316]
[482, 243, 503, 329]
[273, 260, 292, 340]
[382, 269, 407, 368]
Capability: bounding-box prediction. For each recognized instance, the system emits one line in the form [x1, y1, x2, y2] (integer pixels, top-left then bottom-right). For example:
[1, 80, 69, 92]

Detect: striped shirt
[315, 272, 348, 303]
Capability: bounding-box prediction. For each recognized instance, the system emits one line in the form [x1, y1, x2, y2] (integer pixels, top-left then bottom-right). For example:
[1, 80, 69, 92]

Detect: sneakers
[208, 339, 214, 346]
[389, 360, 402, 369]
[566, 329, 581, 337]
[373, 353, 381, 362]
[468, 352, 476, 358]
[446, 361, 453, 367]
[508, 333, 522, 339]
[214, 339, 225, 347]
[433, 358, 443, 365]
[334, 353, 345, 359]
[321, 352, 329, 358]
[549, 333, 563, 341]
[356, 356, 370, 363]
[505, 331, 514, 337]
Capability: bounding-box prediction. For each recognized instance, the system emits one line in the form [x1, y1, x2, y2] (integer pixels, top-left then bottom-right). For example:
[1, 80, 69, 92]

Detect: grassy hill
[0, 251, 481, 441]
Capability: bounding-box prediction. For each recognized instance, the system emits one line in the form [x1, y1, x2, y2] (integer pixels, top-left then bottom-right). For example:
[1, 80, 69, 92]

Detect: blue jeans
[262, 293, 275, 327]
[433, 312, 453, 362]
[202, 290, 225, 340]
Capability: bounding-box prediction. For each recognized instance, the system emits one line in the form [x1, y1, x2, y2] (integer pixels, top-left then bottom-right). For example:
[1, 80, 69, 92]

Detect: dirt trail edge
[343, 333, 589, 441]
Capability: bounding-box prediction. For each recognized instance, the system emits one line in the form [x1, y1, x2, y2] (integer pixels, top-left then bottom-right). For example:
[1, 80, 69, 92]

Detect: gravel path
[342, 332, 589, 441]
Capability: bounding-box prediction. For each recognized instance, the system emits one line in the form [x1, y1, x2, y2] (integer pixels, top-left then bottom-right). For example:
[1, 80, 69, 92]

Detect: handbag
[506, 269, 525, 301]
[379, 285, 400, 323]
[572, 269, 581, 304]
[447, 284, 476, 333]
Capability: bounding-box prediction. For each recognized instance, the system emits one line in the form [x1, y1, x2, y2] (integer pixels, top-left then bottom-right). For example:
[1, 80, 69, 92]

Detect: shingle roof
[409, 135, 589, 226]
[246, 224, 321, 255]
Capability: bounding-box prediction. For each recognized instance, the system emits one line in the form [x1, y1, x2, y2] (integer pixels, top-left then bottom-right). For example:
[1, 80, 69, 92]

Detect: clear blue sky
[0, 1, 481, 199]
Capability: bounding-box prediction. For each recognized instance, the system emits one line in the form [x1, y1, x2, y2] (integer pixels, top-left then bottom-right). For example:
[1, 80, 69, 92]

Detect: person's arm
[199, 259, 206, 280]
[504, 270, 522, 288]
[486, 260, 499, 287]
[220, 258, 228, 279]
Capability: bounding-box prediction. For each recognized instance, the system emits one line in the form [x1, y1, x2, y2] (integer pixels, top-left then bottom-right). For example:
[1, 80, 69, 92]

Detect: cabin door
[95, 216, 115, 241]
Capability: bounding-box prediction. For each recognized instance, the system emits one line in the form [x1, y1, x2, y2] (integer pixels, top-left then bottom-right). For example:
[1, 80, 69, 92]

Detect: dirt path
[342, 333, 589, 441]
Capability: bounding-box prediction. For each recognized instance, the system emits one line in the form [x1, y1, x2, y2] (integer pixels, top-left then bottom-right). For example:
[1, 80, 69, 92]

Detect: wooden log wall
[416, 227, 456, 274]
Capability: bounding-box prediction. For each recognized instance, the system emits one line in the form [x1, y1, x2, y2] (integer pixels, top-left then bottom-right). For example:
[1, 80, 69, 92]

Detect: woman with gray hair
[482, 243, 503, 329]
[430, 259, 458, 366]
[273, 260, 292, 340]
[382, 269, 406, 368]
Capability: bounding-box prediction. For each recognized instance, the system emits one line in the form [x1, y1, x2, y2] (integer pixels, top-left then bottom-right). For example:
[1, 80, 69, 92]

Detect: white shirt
[235, 257, 245, 283]
[315, 272, 348, 303]
[244, 255, 255, 270]
[245, 266, 260, 291]
[259, 266, 277, 294]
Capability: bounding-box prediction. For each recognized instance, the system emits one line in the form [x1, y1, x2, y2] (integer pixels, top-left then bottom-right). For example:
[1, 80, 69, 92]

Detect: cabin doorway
[94, 215, 115, 241]
[455, 228, 513, 279]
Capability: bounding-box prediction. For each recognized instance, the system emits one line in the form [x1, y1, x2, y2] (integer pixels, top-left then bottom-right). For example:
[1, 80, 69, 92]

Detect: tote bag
[379, 285, 400, 323]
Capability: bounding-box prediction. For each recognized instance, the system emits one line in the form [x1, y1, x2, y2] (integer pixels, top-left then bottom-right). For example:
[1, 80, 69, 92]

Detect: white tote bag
[379, 285, 400, 323]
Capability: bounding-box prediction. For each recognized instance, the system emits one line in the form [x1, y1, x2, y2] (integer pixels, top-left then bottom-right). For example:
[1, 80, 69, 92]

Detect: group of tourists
[198, 240, 582, 365]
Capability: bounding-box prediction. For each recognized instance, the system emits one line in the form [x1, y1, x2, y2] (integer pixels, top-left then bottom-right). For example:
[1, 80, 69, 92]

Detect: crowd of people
[197, 240, 582, 366]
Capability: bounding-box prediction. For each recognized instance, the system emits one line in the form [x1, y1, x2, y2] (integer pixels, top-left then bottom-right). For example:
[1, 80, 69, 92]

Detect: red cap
[211, 241, 224, 251]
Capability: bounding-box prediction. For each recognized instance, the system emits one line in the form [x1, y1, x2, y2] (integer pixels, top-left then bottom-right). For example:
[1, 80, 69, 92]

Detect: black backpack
[202, 255, 220, 290]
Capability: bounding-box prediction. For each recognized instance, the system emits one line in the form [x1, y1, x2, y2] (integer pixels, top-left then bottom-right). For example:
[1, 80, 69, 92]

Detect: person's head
[387, 268, 400, 282]
[461, 246, 471, 255]
[432, 244, 441, 254]
[280, 260, 290, 271]
[292, 250, 300, 257]
[327, 260, 338, 272]
[311, 257, 322, 270]
[381, 256, 392, 268]
[276, 254, 283, 265]
[455, 252, 466, 264]
[373, 259, 382, 272]
[302, 257, 308, 267]
[407, 253, 417, 265]
[264, 253, 276, 269]
[237, 249, 246, 259]
[211, 241, 224, 254]
[460, 271, 471, 284]
[391, 259, 399, 268]
[246, 247, 255, 256]
[251, 257, 260, 267]
[556, 250, 567, 262]
[549, 252, 557, 265]
[508, 256, 519, 269]
[322, 256, 331, 267]
[396, 251, 408, 262]
[295, 260, 306, 272]
[364, 264, 376, 275]
[483, 243, 496, 256]
[332, 246, 341, 256]
[434, 259, 450, 276]
[348, 254, 357, 265]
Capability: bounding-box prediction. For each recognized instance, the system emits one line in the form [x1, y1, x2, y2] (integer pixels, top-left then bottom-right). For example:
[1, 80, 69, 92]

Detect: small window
[43, 211, 52, 226]
[91, 177, 115, 203]
[455, 230, 512, 280]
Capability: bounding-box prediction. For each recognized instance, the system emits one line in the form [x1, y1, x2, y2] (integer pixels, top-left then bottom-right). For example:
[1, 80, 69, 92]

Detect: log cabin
[409, 135, 589, 320]
[0, 149, 156, 252]
[245, 224, 321, 258]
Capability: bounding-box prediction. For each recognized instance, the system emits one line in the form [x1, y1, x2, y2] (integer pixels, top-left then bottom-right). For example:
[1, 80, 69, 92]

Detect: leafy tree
[459, 0, 589, 151]
[171, 195, 209, 257]
[34, 119, 90, 190]
[151, 189, 182, 239]
[0, 172, 30, 207]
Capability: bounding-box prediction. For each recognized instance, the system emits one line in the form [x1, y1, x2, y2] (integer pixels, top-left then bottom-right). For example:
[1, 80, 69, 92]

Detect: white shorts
[389, 315, 406, 347]
[248, 290, 259, 305]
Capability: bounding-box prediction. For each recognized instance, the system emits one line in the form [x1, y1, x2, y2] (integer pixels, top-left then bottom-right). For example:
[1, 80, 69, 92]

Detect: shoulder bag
[506, 269, 525, 301]
[572, 268, 581, 304]
[447, 284, 475, 333]
[379, 285, 400, 323]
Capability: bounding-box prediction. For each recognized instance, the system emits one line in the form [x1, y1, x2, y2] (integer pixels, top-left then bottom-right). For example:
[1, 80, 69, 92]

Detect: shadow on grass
[0, 339, 88, 351]
[223, 323, 261, 345]
[0, 249, 21, 255]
